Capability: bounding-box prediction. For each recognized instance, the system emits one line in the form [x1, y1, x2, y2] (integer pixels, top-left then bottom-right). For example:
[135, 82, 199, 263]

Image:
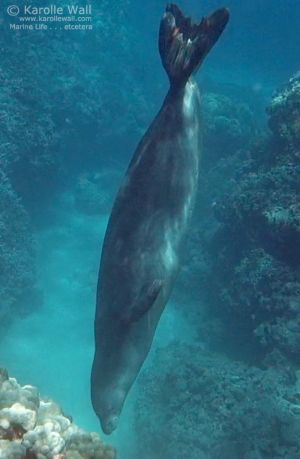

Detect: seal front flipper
[122, 279, 163, 323]
[159, 4, 229, 87]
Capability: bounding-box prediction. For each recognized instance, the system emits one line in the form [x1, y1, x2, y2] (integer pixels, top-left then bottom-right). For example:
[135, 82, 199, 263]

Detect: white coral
[0, 370, 116, 458]
[0, 402, 37, 431]
[23, 426, 66, 457]
[0, 440, 26, 459]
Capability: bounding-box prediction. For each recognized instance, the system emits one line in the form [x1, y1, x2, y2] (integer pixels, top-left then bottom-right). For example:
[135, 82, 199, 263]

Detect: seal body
[91, 4, 229, 434]
[92, 81, 201, 433]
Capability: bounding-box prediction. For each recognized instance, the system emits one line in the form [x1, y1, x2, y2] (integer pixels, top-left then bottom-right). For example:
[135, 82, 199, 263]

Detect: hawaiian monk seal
[91, 3, 229, 434]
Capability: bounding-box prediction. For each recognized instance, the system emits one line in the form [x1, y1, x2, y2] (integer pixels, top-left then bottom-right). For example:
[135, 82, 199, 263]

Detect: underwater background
[0, 0, 299, 457]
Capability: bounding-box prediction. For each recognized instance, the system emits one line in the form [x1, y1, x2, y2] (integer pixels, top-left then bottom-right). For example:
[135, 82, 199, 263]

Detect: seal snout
[101, 414, 119, 435]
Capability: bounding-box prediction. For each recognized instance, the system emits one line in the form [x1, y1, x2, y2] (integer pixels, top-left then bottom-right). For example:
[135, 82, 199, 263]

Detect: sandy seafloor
[0, 193, 196, 458]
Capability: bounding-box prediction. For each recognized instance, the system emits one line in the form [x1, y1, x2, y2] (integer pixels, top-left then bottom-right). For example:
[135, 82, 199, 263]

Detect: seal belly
[91, 3, 229, 435]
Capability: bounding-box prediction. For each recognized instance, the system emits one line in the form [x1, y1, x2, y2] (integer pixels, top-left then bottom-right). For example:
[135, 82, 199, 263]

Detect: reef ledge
[0, 368, 116, 459]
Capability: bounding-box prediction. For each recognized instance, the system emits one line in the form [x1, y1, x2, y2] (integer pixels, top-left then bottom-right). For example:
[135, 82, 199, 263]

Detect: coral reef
[0, 369, 115, 459]
[0, 0, 151, 329]
[267, 72, 300, 153]
[0, 171, 39, 326]
[131, 71, 300, 459]
[176, 90, 259, 307]
[175, 73, 300, 365]
[202, 92, 257, 168]
[0, 0, 151, 212]
[135, 343, 300, 459]
[206, 74, 300, 363]
[0, 34, 62, 211]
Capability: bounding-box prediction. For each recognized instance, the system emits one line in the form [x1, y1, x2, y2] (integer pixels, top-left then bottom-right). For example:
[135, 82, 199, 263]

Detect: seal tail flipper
[159, 4, 229, 88]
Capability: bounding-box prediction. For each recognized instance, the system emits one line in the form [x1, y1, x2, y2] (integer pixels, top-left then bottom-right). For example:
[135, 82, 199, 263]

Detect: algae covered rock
[267, 72, 300, 151]
[135, 343, 300, 459]
[0, 440, 26, 458]
[0, 171, 39, 328]
[202, 92, 257, 167]
[195, 73, 300, 363]
[0, 369, 116, 459]
[0, 403, 37, 432]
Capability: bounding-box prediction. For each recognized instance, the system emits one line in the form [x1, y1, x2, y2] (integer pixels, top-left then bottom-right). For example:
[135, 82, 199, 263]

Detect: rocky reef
[0, 369, 115, 459]
[136, 343, 300, 459]
[0, 0, 152, 331]
[201, 91, 257, 168]
[267, 72, 300, 153]
[0, 171, 39, 327]
[0, 1, 150, 210]
[176, 73, 300, 365]
[135, 74, 300, 457]
[207, 73, 300, 364]
[177, 86, 261, 308]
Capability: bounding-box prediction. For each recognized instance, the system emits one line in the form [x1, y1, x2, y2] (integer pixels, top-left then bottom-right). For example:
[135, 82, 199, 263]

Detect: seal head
[91, 380, 123, 434]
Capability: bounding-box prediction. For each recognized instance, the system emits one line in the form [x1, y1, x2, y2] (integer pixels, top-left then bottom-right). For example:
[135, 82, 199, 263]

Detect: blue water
[0, 0, 299, 458]
[1, 193, 195, 456]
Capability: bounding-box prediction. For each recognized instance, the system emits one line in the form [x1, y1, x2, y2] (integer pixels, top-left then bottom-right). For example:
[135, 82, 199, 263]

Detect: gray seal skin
[91, 3, 229, 435]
